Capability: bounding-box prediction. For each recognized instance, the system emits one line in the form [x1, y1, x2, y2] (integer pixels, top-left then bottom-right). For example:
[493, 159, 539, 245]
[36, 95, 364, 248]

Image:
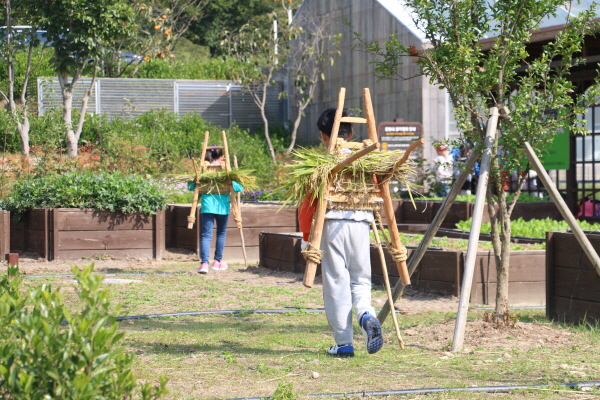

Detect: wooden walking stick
[188, 131, 210, 229]
[371, 220, 405, 349]
[222, 131, 248, 267]
[233, 155, 248, 268]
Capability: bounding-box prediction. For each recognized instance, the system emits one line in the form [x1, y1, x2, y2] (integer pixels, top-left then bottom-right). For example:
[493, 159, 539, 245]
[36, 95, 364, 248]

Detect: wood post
[452, 107, 499, 352]
[377, 147, 480, 323]
[187, 132, 209, 229]
[233, 155, 248, 268]
[303, 89, 347, 288]
[363, 88, 412, 285]
[371, 221, 404, 349]
[525, 141, 600, 277]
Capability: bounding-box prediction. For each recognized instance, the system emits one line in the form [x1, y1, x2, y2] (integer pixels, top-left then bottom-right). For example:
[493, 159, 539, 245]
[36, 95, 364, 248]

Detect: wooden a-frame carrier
[186, 130, 248, 268]
[302, 87, 424, 349]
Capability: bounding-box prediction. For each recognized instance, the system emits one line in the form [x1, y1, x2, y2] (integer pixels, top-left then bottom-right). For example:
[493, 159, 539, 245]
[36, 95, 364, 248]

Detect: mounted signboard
[377, 121, 424, 192]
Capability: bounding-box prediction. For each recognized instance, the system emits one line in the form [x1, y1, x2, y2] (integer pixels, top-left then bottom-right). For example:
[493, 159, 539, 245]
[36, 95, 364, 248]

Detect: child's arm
[298, 195, 317, 242]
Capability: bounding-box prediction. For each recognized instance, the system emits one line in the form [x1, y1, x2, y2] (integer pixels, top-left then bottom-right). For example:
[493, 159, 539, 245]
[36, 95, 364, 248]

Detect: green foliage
[0, 47, 54, 101]
[0, 170, 169, 218]
[456, 217, 600, 239]
[134, 57, 237, 80]
[0, 264, 167, 399]
[80, 110, 282, 187]
[32, 0, 135, 75]
[186, 0, 276, 56]
[271, 382, 297, 400]
[416, 193, 549, 202]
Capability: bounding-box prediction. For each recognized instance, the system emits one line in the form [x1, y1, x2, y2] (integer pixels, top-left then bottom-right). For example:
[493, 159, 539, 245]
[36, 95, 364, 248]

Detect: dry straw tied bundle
[280, 147, 418, 208]
[173, 167, 257, 195]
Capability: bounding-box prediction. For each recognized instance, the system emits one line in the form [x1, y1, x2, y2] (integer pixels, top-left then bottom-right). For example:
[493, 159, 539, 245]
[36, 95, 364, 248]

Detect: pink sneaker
[211, 260, 228, 271]
[197, 262, 208, 274]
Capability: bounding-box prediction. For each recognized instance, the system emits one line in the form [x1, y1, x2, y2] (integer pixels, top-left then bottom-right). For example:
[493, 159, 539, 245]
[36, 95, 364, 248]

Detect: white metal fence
[37, 77, 285, 130]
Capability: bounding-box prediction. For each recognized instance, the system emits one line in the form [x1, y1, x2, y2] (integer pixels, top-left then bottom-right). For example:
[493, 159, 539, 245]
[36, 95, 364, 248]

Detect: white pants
[321, 219, 375, 345]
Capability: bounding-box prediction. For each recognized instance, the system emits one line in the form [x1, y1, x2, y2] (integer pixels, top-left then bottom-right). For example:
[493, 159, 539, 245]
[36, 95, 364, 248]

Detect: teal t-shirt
[200, 181, 243, 215]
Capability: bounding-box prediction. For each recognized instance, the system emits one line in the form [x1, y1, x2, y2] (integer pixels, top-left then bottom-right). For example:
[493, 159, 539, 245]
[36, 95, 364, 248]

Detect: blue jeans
[200, 213, 229, 263]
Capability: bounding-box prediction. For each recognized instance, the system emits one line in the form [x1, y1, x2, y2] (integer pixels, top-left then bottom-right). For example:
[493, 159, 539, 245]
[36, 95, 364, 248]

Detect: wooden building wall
[292, 0, 447, 162]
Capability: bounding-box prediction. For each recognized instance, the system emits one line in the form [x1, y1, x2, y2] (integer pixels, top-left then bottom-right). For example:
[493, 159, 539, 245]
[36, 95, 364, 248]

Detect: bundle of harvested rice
[280, 147, 418, 206]
[173, 168, 257, 194]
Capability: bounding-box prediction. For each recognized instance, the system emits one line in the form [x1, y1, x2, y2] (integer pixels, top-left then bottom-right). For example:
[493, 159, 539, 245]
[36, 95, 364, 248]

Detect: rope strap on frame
[374, 210, 408, 263]
[302, 242, 323, 265]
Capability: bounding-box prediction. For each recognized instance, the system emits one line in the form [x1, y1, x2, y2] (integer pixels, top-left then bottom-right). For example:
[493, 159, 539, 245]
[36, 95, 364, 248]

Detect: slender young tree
[352, 0, 600, 323]
[33, 0, 134, 157]
[223, 12, 297, 163]
[0, 0, 48, 156]
[285, 8, 341, 154]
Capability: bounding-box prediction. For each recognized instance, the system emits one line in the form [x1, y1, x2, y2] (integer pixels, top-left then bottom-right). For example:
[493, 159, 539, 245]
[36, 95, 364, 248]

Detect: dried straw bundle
[280, 147, 417, 206]
[173, 169, 257, 195]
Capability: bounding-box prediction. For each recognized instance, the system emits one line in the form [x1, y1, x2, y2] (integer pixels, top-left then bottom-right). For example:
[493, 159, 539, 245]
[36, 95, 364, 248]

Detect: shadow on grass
[120, 315, 333, 356]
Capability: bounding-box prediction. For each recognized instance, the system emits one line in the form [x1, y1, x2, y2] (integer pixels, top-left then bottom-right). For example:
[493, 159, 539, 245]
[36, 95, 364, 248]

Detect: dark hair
[205, 148, 223, 162]
[316, 108, 353, 139]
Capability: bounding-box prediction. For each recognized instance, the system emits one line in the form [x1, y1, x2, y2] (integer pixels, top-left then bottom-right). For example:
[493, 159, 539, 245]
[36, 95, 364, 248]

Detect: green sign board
[539, 126, 569, 170]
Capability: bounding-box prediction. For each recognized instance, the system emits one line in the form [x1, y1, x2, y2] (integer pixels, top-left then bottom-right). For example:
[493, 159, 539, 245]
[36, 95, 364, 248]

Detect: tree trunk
[260, 107, 276, 163]
[285, 104, 303, 155]
[258, 82, 277, 163]
[60, 79, 77, 157]
[17, 119, 30, 155]
[494, 189, 512, 323]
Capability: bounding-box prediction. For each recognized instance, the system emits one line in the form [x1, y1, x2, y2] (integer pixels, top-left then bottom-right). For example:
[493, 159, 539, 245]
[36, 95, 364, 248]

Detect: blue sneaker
[327, 344, 354, 357]
[361, 313, 383, 354]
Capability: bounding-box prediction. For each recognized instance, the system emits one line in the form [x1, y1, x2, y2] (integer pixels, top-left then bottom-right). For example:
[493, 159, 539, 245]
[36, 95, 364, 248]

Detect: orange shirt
[298, 195, 317, 241]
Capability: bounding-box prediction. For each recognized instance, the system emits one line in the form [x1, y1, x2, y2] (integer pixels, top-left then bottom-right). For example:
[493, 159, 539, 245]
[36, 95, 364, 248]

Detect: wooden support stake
[303, 88, 347, 288]
[188, 131, 210, 229]
[363, 88, 412, 285]
[233, 155, 248, 268]
[525, 141, 600, 277]
[377, 148, 480, 323]
[452, 107, 499, 352]
[371, 221, 404, 349]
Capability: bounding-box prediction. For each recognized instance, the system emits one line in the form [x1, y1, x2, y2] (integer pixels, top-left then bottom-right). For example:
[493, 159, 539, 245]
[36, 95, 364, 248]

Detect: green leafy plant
[271, 382, 297, 400]
[1, 170, 168, 220]
[456, 217, 600, 239]
[0, 264, 167, 399]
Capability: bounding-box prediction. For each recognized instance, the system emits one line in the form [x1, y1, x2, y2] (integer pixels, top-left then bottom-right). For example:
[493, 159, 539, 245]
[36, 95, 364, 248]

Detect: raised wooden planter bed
[10, 208, 165, 261]
[259, 231, 545, 305]
[383, 200, 470, 229]
[166, 203, 298, 262]
[383, 199, 563, 229]
[546, 231, 600, 324]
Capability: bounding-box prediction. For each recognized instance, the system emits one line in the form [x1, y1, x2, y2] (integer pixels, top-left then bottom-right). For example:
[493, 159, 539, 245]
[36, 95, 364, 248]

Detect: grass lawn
[17, 262, 600, 399]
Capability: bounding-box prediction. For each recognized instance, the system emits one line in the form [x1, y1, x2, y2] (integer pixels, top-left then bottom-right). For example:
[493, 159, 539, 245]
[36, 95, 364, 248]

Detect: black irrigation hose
[219, 381, 600, 400]
[22, 272, 179, 279]
[475, 305, 546, 310]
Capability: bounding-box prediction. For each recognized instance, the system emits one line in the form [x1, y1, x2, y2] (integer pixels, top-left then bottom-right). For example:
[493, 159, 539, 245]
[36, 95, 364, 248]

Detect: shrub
[0, 264, 167, 399]
[456, 217, 600, 239]
[0, 170, 169, 219]
[79, 110, 285, 187]
[134, 58, 237, 80]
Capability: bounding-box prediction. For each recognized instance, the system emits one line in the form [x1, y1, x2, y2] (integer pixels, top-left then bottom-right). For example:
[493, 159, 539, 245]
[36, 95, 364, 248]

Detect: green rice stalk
[279, 147, 418, 206]
[172, 168, 258, 193]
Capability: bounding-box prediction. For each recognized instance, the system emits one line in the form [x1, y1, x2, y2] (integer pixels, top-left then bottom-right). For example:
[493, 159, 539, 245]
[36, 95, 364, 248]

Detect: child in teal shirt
[197, 148, 243, 274]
